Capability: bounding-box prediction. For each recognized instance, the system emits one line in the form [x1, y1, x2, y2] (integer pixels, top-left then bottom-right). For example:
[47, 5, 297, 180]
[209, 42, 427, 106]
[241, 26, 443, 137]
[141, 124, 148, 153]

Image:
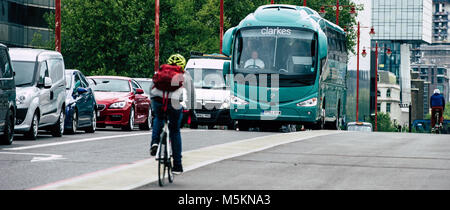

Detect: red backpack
[152, 64, 184, 92]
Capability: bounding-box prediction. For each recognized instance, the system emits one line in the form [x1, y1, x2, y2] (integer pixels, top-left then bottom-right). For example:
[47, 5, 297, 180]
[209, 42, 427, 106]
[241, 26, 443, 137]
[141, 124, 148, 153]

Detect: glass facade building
[0, 0, 54, 47]
[372, 0, 432, 43]
[370, 0, 433, 124]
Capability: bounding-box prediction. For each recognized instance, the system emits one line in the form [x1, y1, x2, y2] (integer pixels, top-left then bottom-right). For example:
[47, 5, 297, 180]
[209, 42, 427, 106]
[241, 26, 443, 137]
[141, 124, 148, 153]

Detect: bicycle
[431, 111, 443, 134]
[155, 113, 174, 187]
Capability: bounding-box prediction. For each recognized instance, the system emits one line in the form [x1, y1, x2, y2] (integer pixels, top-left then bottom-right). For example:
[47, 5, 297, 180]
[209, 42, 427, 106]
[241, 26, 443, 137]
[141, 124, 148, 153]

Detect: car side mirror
[44, 77, 52, 88]
[135, 88, 144, 94]
[77, 87, 88, 94]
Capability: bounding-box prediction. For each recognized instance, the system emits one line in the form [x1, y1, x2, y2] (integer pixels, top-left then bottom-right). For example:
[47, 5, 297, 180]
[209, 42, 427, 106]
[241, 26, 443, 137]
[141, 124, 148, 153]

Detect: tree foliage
[39, 0, 358, 78]
[369, 112, 400, 132]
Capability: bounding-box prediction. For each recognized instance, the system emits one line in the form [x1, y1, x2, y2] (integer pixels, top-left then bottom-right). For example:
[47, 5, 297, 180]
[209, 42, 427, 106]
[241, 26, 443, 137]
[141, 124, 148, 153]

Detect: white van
[10, 48, 66, 139]
[185, 53, 234, 129]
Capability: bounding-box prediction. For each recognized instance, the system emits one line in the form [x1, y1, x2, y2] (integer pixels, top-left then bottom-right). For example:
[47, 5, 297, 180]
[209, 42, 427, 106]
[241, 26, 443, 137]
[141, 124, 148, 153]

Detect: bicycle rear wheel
[167, 155, 174, 183]
[158, 132, 168, 187]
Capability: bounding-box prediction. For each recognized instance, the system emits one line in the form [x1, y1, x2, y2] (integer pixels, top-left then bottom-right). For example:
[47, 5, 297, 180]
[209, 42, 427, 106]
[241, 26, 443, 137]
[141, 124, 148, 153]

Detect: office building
[0, 0, 54, 47]
[371, 0, 433, 125]
[411, 63, 449, 101]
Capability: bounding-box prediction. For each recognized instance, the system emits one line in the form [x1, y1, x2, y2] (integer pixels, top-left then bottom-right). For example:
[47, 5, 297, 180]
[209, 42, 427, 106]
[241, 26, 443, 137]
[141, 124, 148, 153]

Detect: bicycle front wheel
[167, 155, 174, 183]
[158, 137, 167, 187]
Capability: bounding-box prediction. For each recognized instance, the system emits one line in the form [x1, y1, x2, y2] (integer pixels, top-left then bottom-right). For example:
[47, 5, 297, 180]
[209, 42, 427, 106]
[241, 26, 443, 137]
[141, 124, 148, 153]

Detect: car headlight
[230, 96, 249, 106]
[297, 98, 317, 107]
[16, 95, 26, 105]
[109, 101, 127, 109]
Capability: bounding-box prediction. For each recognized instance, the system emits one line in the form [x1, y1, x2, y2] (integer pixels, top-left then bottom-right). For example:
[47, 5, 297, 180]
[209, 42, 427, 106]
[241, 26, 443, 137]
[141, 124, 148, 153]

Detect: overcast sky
[348, 0, 372, 71]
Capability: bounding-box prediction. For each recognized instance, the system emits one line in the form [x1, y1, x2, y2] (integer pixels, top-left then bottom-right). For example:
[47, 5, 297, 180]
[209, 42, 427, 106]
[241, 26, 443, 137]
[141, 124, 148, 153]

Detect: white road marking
[30, 130, 342, 190]
[0, 152, 66, 162]
[4, 133, 151, 151]
[3, 129, 201, 151]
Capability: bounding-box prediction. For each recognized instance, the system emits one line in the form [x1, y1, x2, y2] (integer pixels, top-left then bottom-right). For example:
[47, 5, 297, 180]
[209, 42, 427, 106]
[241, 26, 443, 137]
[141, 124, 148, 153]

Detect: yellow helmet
[167, 54, 186, 70]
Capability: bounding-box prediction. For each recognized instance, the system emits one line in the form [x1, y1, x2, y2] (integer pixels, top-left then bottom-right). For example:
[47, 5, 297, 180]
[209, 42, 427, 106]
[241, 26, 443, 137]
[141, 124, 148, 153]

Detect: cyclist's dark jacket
[430, 93, 445, 109]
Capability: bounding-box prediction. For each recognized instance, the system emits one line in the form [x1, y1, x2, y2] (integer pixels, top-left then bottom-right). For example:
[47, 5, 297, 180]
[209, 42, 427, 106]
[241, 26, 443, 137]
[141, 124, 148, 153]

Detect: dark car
[64, 70, 97, 134]
[88, 76, 151, 131]
[0, 44, 16, 145]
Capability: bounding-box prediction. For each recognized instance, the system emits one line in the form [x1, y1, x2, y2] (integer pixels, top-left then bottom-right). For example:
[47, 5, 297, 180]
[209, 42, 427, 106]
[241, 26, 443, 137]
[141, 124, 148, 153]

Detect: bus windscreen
[233, 27, 317, 87]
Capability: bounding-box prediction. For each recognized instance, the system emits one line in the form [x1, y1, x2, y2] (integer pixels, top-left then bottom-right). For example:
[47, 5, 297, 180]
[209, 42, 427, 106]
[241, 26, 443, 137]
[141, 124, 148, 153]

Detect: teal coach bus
[221, 4, 348, 131]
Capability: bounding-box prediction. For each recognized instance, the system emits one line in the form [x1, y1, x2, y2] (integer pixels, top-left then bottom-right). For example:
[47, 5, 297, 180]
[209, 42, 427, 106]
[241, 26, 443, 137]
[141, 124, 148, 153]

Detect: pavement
[138, 131, 450, 190]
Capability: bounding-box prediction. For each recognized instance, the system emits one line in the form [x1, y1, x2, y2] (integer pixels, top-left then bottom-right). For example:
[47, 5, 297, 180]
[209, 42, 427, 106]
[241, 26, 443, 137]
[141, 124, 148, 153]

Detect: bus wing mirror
[222, 27, 237, 56]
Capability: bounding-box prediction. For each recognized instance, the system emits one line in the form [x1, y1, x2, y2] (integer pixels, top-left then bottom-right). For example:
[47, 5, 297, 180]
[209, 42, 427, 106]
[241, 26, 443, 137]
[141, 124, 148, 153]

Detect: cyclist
[430, 89, 445, 131]
[149, 54, 195, 175]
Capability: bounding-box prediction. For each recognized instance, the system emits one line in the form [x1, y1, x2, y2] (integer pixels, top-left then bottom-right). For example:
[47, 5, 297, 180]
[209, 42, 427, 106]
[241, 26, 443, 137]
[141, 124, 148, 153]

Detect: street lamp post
[155, 0, 160, 72]
[362, 43, 392, 132]
[220, 0, 224, 54]
[55, 0, 61, 52]
[353, 22, 375, 122]
[319, 0, 356, 25]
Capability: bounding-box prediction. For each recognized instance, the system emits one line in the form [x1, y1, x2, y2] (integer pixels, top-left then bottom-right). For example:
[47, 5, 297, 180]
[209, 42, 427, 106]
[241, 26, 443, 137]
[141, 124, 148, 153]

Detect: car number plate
[262, 110, 281, 116]
[196, 113, 211, 118]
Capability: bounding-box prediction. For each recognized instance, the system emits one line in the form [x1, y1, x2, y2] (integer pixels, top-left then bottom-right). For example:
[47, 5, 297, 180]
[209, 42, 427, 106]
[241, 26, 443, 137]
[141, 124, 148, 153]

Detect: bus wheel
[316, 108, 325, 130]
[335, 105, 342, 130]
[238, 120, 250, 131]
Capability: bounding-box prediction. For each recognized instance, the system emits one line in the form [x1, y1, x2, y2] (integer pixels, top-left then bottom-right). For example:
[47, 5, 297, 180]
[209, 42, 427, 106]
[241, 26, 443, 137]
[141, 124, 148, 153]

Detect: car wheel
[51, 110, 65, 137]
[190, 122, 198, 129]
[123, 107, 135, 131]
[66, 110, 78, 134]
[0, 110, 14, 145]
[25, 112, 39, 140]
[85, 110, 96, 133]
[139, 107, 151, 131]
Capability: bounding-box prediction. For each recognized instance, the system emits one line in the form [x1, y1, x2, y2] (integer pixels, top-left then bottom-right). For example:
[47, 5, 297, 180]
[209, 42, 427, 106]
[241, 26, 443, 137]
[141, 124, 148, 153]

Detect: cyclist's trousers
[151, 99, 183, 166]
[431, 107, 444, 128]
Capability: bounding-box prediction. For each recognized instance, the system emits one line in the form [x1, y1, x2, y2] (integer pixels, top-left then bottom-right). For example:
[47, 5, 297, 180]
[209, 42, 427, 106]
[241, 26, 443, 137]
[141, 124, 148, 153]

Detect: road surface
[1, 127, 449, 190]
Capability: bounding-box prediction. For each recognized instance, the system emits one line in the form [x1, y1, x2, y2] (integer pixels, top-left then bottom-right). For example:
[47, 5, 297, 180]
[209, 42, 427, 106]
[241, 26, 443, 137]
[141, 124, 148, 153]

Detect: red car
[88, 76, 151, 131]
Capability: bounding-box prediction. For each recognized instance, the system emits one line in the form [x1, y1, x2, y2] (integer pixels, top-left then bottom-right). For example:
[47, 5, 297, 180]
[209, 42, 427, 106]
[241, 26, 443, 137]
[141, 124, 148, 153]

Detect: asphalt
[0, 127, 274, 190]
[138, 132, 450, 190]
[2, 127, 449, 190]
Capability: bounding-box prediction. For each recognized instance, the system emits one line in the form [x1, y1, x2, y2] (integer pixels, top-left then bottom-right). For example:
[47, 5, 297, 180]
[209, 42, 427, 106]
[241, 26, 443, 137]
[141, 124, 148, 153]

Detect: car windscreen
[11, 61, 36, 87]
[186, 68, 226, 89]
[90, 79, 130, 92]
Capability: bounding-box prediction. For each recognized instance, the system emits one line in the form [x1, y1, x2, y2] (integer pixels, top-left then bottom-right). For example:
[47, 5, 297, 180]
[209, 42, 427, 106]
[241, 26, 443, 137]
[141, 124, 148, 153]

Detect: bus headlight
[297, 98, 317, 107]
[230, 96, 249, 106]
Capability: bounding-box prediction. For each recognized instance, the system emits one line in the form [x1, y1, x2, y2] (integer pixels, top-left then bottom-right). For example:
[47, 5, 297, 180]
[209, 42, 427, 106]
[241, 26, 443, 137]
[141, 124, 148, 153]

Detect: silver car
[347, 122, 373, 132]
[10, 48, 67, 140]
